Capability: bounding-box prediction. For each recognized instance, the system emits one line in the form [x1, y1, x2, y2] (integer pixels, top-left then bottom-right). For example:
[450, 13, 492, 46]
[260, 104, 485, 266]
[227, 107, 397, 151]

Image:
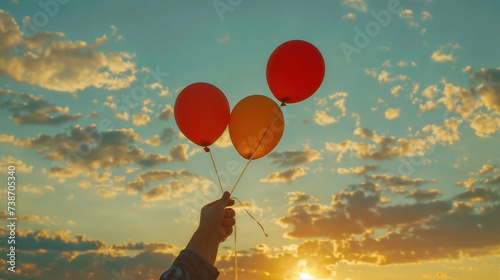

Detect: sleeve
[159, 249, 220, 280]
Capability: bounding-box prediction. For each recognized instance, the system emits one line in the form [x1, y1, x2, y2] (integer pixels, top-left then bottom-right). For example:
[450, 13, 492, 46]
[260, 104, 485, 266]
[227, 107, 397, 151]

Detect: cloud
[147, 82, 170, 96]
[332, 203, 500, 265]
[342, 13, 356, 20]
[384, 108, 400, 120]
[312, 92, 348, 126]
[0, 89, 80, 125]
[408, 189, 442, 201]
[314, 110, 337, 125]
[456, 178, 478, 189]
[115, 111, 130, 121]
[87, 111, 99, 118]
[399, 9, 414, 19]
[268, 148, 321, 167]
[472, 68, 500, 114]
[278, 187, 452, 240]
[132, 113, 151, 126]
[156, 104, 173, 120]
[478, 164, 497, 175]
[0, 210, 50, 224]
[484, 175, 500, 185]
[366, 69, 408, 83]
[143, 135, 161, 147]
[453, 188, 500, 202]
[120, 169, 204, 193]
[378, 70, 408, 83]
[397, 61, 407, 67]
[431, 50, 455, 62]
[0, 227, 178, 280]
[15, 125, 144, 179]
[170, 143, 189, 162]
[160, 127, 178, 145]
[336, 164, 379, 176]
[16, 229, 106, 251]
[260, 167, 307, 184]
[421, 11, 432, 21]
[368, 174, 429, 193]
[422, 117, 462, 145]
[142, 184, 173, 201]
[390, 85, 403, 97]
[0, 134, 14, 142]
[286, 191, 319, 204]
[136, 153, 172, 168]
[325, 140, 374, 162]
[418, 85, 440, 112]
[0, 10, 137, 93]
[0, 155, 33, 173]
[213, 129, 232, 148]
[325, 126, 448, 162]
[470, 114, 500, 137]
[275, 174, 500, 267]
[341, 0, 367, 12]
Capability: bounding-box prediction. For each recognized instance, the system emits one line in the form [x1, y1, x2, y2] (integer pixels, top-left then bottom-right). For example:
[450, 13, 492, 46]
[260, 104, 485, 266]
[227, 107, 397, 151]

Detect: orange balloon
[229, 95, 285, 160]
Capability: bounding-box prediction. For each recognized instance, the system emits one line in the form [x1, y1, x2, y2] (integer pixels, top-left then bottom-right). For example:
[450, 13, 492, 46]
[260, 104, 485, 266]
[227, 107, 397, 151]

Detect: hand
[185, 191, 236, 265]
[199, 191, 236, 242]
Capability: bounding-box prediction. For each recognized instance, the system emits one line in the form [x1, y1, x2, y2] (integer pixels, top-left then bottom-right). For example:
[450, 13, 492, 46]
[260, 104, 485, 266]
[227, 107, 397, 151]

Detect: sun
[299, 272, 314, 280]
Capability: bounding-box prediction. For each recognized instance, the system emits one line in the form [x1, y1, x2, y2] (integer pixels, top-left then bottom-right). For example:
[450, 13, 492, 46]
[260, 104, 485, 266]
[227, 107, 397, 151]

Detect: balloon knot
[280, 102, 286, 107]
[204, 147, 210, 152]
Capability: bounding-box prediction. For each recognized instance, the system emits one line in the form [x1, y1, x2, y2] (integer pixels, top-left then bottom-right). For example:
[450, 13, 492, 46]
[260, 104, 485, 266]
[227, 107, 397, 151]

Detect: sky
[0, 0, 500, 279]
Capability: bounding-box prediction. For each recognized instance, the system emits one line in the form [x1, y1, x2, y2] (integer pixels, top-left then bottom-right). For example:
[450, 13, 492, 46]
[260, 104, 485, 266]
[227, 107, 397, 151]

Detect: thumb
[217, 191, 231, 207]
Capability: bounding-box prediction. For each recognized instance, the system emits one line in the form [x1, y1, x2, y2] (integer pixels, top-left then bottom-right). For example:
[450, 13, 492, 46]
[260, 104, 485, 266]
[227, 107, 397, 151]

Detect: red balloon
[266, 40, 325, 104]
[174, 83, 230, 147]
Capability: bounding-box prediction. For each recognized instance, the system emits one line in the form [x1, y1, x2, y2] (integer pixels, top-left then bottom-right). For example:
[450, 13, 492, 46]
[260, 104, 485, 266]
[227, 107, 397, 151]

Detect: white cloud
[132, 113, 151, 126]
[0, 11, 137, 93]
[385, 108, 401, 120]
[314, 110, 337, 126]
[431, 49, 455, 62]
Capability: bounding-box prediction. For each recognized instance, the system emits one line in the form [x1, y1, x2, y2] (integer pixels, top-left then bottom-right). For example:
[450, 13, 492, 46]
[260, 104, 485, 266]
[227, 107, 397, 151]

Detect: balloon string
[229, 103, 285, 195]
[234, 219, 238, 280]
[231, 196, 268, 280]
[232, 197, 269, 237]
[207, 148, 224, 194]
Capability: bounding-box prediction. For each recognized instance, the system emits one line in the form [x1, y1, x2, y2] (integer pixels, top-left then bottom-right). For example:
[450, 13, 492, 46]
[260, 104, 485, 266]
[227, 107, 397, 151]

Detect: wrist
[194, 226, 221, 244]
[185, 227, 220, 265]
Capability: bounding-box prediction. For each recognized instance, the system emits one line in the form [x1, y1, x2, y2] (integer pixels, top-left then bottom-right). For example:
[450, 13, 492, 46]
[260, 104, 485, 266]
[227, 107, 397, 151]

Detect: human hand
[185, 191, 236, 265]
[198, 191, 236, 243]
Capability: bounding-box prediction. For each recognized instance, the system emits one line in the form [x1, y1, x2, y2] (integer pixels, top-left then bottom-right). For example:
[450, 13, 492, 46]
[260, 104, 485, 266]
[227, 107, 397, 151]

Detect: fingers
[224, 225, 233, 236]
[222, 217, 236, 227]
[225, 208, 235, 218]
[216, 191, 231, 208]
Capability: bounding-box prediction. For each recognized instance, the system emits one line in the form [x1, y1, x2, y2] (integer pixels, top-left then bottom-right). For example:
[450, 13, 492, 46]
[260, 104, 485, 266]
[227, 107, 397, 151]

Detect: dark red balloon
[266, 40, 325, 104]
[174, 83, 230, 147]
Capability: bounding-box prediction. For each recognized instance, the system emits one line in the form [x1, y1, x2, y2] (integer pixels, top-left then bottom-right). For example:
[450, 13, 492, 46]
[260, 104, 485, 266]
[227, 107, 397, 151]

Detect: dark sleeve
[159, 249, 219, 280]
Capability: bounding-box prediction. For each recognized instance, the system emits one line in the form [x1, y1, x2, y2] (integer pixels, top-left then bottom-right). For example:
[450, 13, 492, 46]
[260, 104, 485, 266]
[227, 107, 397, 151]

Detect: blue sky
[1, 0, 500, 279]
